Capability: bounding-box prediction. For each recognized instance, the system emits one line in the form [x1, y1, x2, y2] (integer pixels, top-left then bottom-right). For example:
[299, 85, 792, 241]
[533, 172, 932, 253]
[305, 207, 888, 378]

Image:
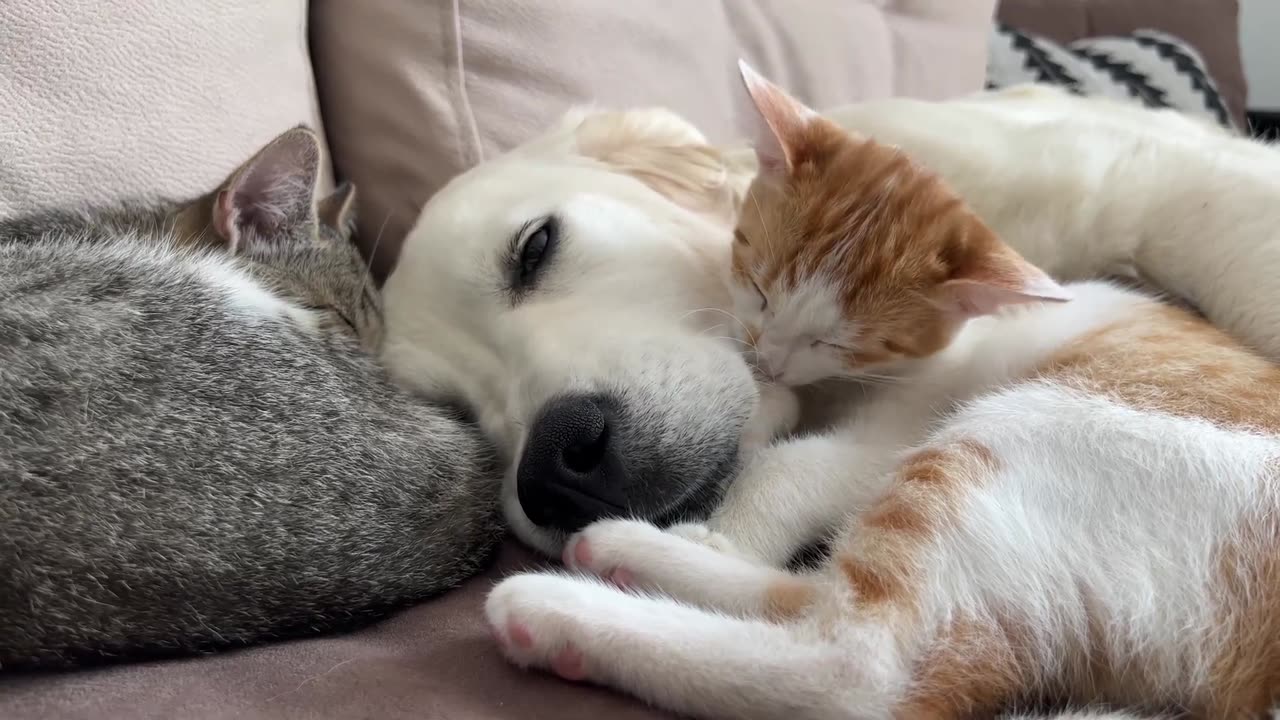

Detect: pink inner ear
[736, 59, 817, 178]
[213, 190, 240, 252]
[939, 269, 1072, 318]
[751, 131, 788, 177]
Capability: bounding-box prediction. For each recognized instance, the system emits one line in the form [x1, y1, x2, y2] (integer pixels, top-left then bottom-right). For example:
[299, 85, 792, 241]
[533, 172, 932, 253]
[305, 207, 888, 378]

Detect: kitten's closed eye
[750, 279, 768, 311]
[882, 339, 908, 355]
[811, 339, 850, 351]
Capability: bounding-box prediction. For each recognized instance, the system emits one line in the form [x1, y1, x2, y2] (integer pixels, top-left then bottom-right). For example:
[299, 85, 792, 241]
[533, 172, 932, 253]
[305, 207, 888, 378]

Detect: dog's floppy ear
[573, 108, 739, 224]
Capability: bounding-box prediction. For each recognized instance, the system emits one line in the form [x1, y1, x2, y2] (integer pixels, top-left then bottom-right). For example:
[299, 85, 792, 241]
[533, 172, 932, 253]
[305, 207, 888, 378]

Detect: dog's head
[381, 108, 759, 555]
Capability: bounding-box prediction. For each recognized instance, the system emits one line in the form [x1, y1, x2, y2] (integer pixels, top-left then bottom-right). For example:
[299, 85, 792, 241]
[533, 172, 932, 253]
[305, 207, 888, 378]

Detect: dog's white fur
[381, 108, 757, 556]
[384, 86, 1280, 717]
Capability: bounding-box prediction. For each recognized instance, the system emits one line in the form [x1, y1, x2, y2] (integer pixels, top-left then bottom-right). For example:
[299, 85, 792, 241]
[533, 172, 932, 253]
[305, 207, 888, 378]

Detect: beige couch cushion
[0, 0, 330, 217]
[312, 0, 997, 277]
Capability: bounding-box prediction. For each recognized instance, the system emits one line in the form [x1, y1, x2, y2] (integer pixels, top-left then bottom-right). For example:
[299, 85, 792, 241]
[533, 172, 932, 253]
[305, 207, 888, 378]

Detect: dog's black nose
[517, 394, 625, 533]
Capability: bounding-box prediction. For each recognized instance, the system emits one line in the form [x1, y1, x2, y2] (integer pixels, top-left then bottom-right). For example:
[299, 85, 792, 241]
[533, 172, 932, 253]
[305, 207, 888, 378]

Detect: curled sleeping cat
[484, 64, 1280, 718]
[0, 128, 500, 669]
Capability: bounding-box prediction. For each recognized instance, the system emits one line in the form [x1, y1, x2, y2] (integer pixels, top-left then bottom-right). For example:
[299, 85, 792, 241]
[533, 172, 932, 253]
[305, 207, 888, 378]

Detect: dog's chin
[649, 445, 737, 526]
[503, 486, 567, 557]
[501, 466, 731, 559]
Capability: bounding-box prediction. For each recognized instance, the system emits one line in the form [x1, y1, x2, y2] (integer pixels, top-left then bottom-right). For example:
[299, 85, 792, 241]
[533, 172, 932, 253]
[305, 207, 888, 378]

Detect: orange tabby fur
[732, 111, 1054, 368]
[732, 69, 1280, 717]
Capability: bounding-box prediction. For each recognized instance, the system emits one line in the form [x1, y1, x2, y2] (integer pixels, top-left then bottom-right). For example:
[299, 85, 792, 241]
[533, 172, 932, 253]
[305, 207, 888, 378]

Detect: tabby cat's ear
[736, 59, 819, 178]
[317, 180, 357, 232]
[935, 225, 1073, 317]
[212, 126, 321, 253]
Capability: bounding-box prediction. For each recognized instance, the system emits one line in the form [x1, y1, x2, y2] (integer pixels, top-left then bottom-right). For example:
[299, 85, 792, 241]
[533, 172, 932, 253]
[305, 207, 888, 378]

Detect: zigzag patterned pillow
[987, 23, 1236, 131]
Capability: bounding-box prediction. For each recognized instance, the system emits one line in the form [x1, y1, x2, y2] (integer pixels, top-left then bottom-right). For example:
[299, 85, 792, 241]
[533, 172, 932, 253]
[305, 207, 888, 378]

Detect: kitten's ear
[736, 59, 819, 177]
[318, 180, 357, 232]
[213, 126, 322, 252]
[935, 227, 1072, 318]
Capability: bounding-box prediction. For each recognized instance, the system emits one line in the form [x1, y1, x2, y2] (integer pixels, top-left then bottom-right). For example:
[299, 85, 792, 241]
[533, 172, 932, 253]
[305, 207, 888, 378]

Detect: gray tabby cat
[0, 127, 502, 670]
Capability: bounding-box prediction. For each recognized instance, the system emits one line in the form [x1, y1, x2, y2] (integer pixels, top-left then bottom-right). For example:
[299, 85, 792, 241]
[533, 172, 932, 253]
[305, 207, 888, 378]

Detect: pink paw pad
[506, 619, 534, 650]
[608, 566, 635, 589]
[564, 536, 593, 569]
[550, 644, 587, 681]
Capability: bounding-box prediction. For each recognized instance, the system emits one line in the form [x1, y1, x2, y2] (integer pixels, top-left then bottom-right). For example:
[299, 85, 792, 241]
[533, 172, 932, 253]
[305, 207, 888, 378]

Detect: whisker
[809, 367, 911, 387]
[697, 330, 754, 349]
[861, 372, 906, 383]
[690, 328, 778, 386]
[357, 213, 392, 331]
[363, 212, 391, 283]
[748, 188, 773, 254]
[677, 307, 716, 324]
[694, 330, 773, 378]
[836, 371, 908, 386]
[680, 306, 757, 344]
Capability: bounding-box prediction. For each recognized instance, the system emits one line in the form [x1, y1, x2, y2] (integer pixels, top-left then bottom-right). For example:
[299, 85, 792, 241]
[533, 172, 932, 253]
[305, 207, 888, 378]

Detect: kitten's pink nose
[755, 344, 790, 383]
[754, 351, 776, 380]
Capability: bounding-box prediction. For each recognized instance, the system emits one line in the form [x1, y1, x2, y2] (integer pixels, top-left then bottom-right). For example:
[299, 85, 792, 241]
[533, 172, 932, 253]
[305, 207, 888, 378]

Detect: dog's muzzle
[516, 385, 742, 536]
[516, 394, 627, 532]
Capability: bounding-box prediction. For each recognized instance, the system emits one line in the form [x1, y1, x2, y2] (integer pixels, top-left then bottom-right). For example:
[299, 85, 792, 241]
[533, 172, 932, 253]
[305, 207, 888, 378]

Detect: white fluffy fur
[385, 85, 1280, 718]
[488, 280, 1278, 719]
[196, 254, 320, 331]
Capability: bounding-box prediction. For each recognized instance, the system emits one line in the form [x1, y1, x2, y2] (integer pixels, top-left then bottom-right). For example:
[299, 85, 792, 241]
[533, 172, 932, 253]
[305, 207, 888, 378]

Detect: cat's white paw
[739, 427, 776, 456]
[485, 573, 600, 682]
[562, 519, 670, 588]
[562, 519, 758, 608]
[740, 382, 801, 456]
[666, 522, 742, 555]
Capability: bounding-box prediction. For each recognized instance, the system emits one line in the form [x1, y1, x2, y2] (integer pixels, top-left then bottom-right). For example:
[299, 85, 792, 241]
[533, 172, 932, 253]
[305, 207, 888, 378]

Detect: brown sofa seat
[1, 544, 672, 720]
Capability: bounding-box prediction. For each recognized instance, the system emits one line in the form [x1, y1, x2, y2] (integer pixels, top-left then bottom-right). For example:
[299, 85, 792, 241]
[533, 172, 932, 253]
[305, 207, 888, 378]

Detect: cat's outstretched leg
[708, 432, 904, 565]
[739, 380, 801, 455]
[486, 572, 900, 720]
[563, 519, 817, 618]
[491, 434, 1042, 720]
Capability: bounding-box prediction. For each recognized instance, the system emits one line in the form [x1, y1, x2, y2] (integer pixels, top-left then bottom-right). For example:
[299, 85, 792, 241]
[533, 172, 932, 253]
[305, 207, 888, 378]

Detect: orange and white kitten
[485, 63, 1280, 719]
